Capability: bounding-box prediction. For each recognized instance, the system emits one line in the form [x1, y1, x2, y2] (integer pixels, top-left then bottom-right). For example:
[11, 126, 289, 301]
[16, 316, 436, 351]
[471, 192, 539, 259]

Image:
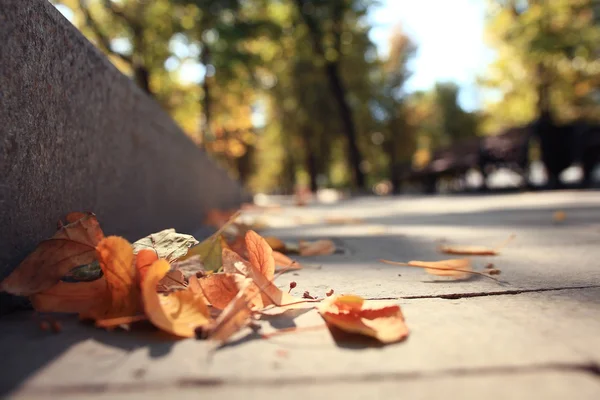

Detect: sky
[368, 0, 497, 111]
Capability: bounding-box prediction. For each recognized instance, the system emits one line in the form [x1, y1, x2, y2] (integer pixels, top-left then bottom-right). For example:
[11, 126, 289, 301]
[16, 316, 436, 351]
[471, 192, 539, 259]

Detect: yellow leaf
[142, 260, 211, 338]
[317, 295, 409, 344]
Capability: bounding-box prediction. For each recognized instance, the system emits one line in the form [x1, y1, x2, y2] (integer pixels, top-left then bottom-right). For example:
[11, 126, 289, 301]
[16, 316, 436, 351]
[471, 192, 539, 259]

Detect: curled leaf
[132, 229, 198, 262]
[0, 213, 104, 296]
[135, 249, 159, 284]
[171, 255, 205, 279]
[142, 260, 211, 338]
[264, 236, 286, 252]
[273, 251, 303, 272]
[317, 295, 409, 344]
[298, 240, 336, 256]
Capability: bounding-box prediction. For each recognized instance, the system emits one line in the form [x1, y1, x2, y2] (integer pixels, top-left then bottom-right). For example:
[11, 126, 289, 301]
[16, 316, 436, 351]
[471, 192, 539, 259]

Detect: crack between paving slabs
[362, 285, 600, 301]
[15, 362, 600, 396]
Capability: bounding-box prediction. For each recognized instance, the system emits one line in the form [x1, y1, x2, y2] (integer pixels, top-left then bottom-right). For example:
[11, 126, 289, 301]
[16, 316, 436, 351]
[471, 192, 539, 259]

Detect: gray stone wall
[0, 0, 247, 312]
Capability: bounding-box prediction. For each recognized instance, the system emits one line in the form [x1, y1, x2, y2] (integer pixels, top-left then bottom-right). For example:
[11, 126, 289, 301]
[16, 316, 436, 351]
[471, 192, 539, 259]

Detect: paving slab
[2, 191, 600, 398]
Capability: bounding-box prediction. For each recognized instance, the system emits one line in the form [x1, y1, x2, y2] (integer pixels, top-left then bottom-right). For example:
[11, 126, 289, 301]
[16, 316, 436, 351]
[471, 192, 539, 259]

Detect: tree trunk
[133, 63, 151, 95]
[200, 42, 212, 148]
[301, 131, 319, 193]
[293, 0, 366, 190]
[323, 62, 366, 190]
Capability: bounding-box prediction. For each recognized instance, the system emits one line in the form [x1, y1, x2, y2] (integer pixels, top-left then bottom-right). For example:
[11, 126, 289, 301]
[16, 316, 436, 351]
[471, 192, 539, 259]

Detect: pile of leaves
[0, 212, 410, 346]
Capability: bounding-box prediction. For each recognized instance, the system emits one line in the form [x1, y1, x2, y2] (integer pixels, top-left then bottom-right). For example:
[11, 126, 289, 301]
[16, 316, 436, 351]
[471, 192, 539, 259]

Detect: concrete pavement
[2, 190, 600, 399]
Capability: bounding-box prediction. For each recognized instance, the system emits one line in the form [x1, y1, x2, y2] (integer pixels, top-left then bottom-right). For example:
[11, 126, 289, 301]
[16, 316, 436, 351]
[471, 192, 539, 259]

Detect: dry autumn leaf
[142, 259, 211, 338]
[264, 236, 286, 252]
[317, 294, 409, 344]
[132, 229, 198, 262]
[438, 235, 515, 256]
[0, 213, 104, 296]
[180, 235, 227, 272]
[379, 259, 501, 282]
[203, 278, 259, 345]
[273, 251, 303, 272]
[190, 273, 242, 310]
[83, 236, 142, 321]
[29, 278, 107, 314]
[299, 239, 336, 256]
[171, 255, 206, 279]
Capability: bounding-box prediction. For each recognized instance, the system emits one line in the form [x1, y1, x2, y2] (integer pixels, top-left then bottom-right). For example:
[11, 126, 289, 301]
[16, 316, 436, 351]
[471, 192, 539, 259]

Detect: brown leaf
[273, 251, 303, 272]
[264, 236, 286, 252]
[142, 259, 211, 338]
[192, 273, 242, 310]
[438, 235, 515, 256]
[29, 278, 107, 314]
[317, 295, 409, 344]
[0, 213, 104, 296]
[156, 269, 187, 293]
[298, 240, 336, 256]
[204, 278, 258, 345]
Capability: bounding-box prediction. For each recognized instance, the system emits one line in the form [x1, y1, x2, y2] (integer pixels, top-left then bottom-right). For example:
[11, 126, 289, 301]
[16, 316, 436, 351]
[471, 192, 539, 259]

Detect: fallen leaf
[299, 240, 336, 256]
[438, 235, 515, 256]
[171, 255, 205, 279]
[180, 235, 226, 272]
[379, 259, 501, 282]
[29, 278, 107, 314]
[132, 229, 198, 262]
[246, 230, 275, 279]
[61, 260, 103, 282]
[156, 269, 187, 293]
[317, 295, 409, 344]
[65, 212, 88, 224]
[203, 278, 258, 345]
[0, 213, 104, 296]
[192, 273, 242, 310]
[324, 217, 364, 225]
[135, 249, 159, 284]
[95, 315, 148, 329]
[273, 251, 303, 272]
[204, 209, 239, 229]
[553, 210, 566, 223]
[142, 259, 211, 338]
[83, 236, 141, 320]
[264, 236, 286, 252]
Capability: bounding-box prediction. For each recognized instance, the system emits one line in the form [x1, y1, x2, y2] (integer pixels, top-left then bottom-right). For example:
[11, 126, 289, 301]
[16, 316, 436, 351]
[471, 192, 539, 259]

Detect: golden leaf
[142, 260, 211, 338]
[317, 295, 409, 344]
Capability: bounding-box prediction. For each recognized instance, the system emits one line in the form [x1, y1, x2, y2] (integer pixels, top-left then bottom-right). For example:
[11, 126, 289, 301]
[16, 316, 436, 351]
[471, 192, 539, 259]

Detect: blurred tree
[292, 0, 375, 190]
[482, 0, 600, 131]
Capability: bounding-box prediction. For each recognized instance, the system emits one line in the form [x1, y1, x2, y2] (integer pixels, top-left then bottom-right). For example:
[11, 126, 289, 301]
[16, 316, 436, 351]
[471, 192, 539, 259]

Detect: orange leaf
[273, 251, 303, 272]
[135, 249, 159, 284]
[317, 295, 409, 344]
[84, 236, 141, 320]
[142, 260, 211, 338]
[298, 240, 336, 256]
[245, 230, 275, 279]
[95, 315, 148, 329]
[29, 278, 107, 314]
[0, 213, 104, 296]
[204, 278, 258, 344]
[193, 273, 242, 310]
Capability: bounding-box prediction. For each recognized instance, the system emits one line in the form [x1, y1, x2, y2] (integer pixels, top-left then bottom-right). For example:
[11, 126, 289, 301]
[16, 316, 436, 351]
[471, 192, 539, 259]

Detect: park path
[2, 191, 600, 399]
